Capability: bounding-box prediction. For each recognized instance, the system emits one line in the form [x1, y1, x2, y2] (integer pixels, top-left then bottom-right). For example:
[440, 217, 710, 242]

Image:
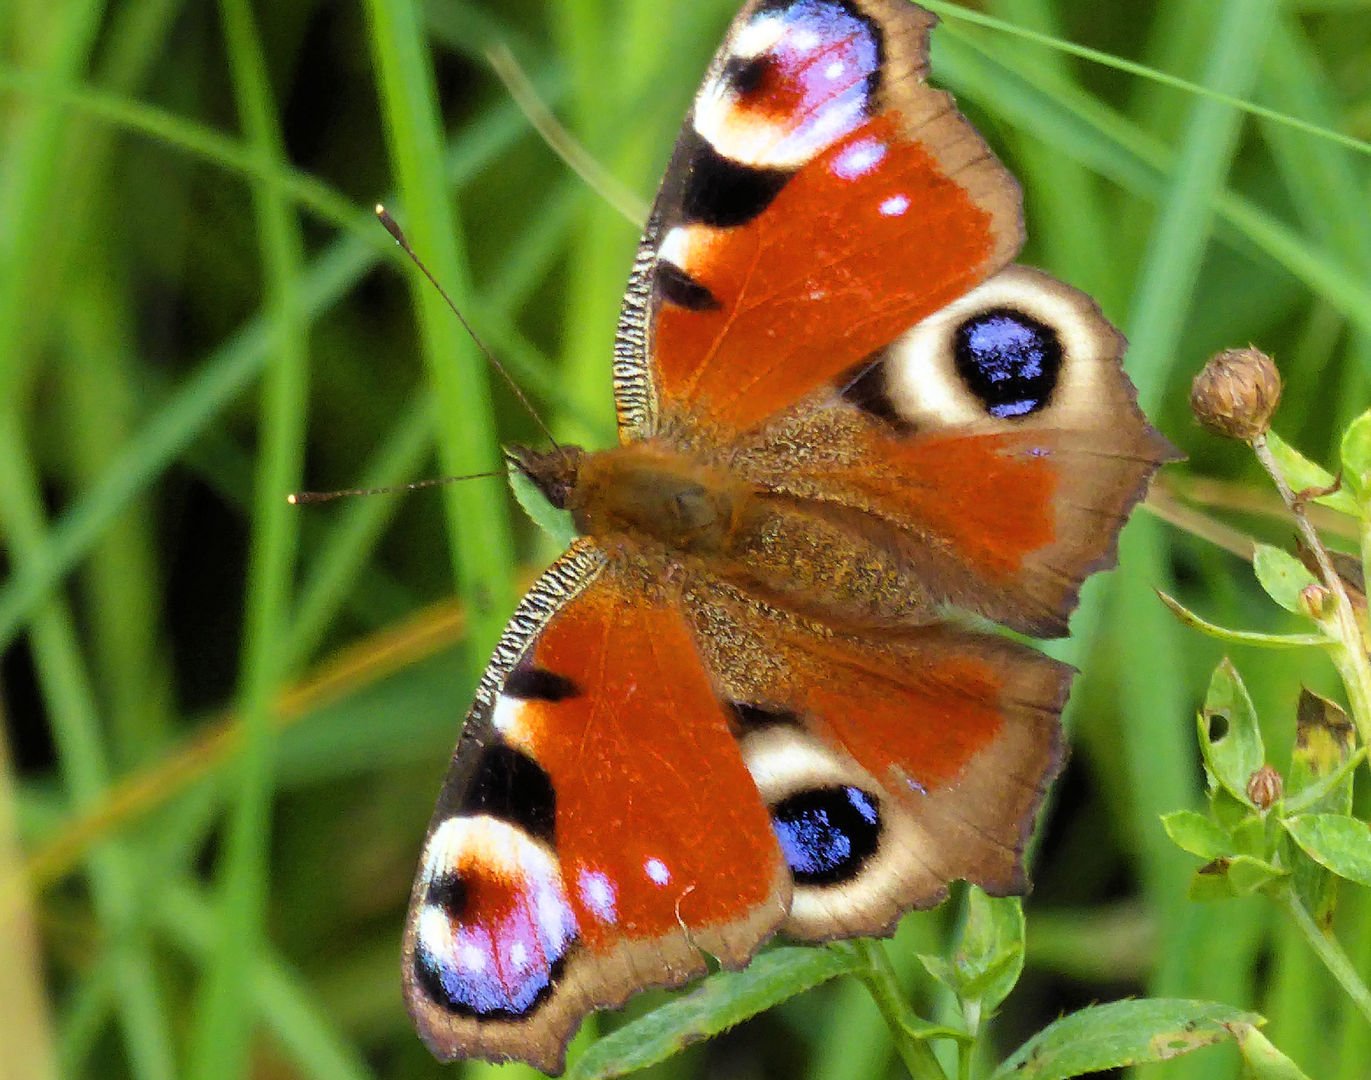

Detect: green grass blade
[184, 1, 311, 1074]
[364, 0, 516, 662]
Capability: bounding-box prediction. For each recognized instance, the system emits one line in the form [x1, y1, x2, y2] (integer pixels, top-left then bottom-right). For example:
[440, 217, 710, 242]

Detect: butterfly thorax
[510, 441, 939, 626]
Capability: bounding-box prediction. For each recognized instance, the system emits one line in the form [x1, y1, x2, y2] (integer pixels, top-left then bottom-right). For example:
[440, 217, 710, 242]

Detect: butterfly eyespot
[414, 818, 577, 1020]
[953, 308, 1063, 420]
[770, 785, 882, 886]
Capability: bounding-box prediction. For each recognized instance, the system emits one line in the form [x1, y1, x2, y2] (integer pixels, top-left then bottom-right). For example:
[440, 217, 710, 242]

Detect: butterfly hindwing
[684, 578, 1069, 939]
[731, 266, 1181, 636]
[614, 0, 1023, 439]
[403, 543, 791, 1074]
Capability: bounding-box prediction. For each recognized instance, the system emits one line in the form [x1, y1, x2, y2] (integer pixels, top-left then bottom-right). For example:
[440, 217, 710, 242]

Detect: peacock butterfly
[402, 1, 1177, 1072]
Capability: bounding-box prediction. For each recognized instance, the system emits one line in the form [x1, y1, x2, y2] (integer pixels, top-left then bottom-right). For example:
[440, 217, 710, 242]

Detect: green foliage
[2, 1, 1370, 1079]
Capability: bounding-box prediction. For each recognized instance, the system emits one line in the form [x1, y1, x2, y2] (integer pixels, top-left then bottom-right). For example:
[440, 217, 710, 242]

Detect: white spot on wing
[831, 138, 886, 180]
[645, 858, 671, 886]
[880, 194, 910, 217]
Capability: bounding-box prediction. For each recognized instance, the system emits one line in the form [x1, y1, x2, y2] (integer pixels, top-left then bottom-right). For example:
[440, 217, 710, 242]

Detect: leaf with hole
[1197, 660, 1266, 803]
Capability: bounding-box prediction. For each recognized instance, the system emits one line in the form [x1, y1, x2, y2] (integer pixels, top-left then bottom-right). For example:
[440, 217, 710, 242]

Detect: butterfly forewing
[614, 0, 1023, 439]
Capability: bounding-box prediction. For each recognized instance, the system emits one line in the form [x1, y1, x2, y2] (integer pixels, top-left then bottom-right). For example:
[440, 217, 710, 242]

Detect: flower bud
[1190, 347, 1283, 442]
[1246, 764, 1283, 811]
[1298, 583, 1332, 620]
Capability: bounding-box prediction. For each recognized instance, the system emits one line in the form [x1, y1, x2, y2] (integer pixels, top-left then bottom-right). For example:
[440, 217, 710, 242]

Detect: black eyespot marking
[459, 743, 557, 842]
[505, 665, 580, 702]
[657, 261, 721, 311]
[731, 701, 803, 731]
[722, 54, 769, 97]
[424, 871, 468, 918]
[772, 785, 881, 886]
[681, 133, 793, 228]
[839, 352, 914, 434]
[953, 309, 1063, 419]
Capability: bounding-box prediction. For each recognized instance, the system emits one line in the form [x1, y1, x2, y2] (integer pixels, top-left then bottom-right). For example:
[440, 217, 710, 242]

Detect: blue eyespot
[771, 785, 881, 886]
[953, 309, 1062, 419]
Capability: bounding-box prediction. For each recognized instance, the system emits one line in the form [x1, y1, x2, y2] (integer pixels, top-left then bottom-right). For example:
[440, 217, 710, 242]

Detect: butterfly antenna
[375, 204, 562, 452]
[287, 470, 504, 506]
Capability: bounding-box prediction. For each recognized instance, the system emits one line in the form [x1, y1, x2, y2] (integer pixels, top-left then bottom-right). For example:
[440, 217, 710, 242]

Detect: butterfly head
[506, 444, 585, 512]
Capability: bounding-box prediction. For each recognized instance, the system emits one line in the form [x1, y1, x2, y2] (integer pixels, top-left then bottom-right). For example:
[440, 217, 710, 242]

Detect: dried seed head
[1246, 764, 1283, 811]
[1190, 348, 1283, 442]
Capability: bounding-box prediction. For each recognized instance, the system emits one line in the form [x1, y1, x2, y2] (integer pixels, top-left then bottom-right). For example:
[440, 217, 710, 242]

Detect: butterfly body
[402, 1, 1178, 1073]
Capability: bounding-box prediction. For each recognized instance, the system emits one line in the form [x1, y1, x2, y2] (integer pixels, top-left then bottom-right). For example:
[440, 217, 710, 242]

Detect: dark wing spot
[721, 54, 769, 97]
[730, 701, 803, 732]
[424, 872, 467, 918]
[772, 785, 881, 886]
[953, 309, 1063, 419]
[681, 131, 793, 227]
[458, 743, 557, 842]
[657, 261, 721, 311]
[838, 351, 915, 433]
[505, 664, 580, 701]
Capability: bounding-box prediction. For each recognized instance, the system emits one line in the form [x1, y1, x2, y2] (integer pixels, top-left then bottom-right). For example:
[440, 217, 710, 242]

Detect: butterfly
[402, 0, 1177, 1072]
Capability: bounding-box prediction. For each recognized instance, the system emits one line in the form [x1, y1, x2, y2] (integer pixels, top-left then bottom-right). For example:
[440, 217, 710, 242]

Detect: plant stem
[1275, 884, 1371, 1026]
[1253, 435, 1371, 748]
[852, 940, 949, 1080]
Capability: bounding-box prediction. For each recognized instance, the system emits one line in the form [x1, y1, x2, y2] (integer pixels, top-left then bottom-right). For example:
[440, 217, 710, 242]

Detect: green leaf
[989, 999, 1262, 1080]
[1282, 814, 1371, 888]
[1234, 1024, 1314, 1079]
[1252, 544, 1321, 615]
[1340, 409, 1371, 494]
[564, 947, 858, 1080]
[1286, 691, 1360, 927]
[1189, 861, 1239, 902]
[1162, 810, 1233, 859]
[1288, 689, 1358, 812]
[1157, 592, 1330, 649]
[954, 889, 1025, 1014]
[1226, 855, 1287, 895]
[1197, 660, 1266, 802]
[1265, 431, 1359, 515]
[508, 461, 577, 549]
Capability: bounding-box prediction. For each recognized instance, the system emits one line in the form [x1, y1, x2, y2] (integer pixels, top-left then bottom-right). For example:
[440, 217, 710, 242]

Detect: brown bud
[1190, 347, 1283, 442]
[1298, 583, 1332, 620]
[1246, 764, 1283, 811]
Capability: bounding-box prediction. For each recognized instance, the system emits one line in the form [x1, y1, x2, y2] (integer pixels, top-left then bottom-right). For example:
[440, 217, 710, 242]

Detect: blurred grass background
[2, 0, 1370, 1077]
